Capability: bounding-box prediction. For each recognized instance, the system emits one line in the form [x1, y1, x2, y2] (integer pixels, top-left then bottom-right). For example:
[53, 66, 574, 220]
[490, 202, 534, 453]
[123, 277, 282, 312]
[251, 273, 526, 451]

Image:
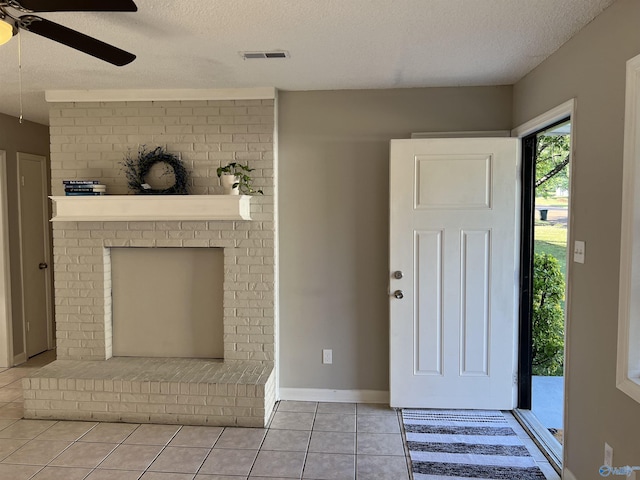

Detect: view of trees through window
[532, 127, 570, 377]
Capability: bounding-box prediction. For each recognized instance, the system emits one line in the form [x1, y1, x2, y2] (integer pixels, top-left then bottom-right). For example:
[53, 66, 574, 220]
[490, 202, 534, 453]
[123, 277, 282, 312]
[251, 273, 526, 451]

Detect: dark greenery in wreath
[122, 146, 190, 195]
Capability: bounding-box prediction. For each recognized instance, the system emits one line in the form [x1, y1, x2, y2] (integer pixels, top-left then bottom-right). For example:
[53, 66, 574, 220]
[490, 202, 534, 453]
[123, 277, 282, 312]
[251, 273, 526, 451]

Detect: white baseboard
[563, 467, 577, 480]
[279, 388, 389, 404]
[13, 352, 26, 366]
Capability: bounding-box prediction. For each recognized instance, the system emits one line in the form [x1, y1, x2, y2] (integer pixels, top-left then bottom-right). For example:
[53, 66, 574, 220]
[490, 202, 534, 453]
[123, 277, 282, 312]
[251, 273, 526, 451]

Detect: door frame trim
[512, 99, 575, 138]
[617, 53, 640, 403]
[511, 98, 576, 472]
[16, 153, 53, 360]
[0, 151, 13, 368]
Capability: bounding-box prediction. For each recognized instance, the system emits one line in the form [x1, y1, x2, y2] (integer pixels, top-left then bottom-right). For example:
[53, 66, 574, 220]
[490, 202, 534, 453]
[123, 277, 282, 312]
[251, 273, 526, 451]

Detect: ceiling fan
[0, 0, 137, 66]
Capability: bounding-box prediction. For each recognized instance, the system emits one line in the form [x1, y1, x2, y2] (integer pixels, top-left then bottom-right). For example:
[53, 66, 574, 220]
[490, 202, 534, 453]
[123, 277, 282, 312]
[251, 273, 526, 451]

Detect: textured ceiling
[0, 0, 616, 125]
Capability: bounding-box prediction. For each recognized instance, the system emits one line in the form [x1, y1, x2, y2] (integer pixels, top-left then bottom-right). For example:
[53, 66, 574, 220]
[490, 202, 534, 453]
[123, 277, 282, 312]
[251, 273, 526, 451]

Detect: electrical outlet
[604, 442, 614, 467]
[574, 240, 585, 264]
[322, 349, 332, 364]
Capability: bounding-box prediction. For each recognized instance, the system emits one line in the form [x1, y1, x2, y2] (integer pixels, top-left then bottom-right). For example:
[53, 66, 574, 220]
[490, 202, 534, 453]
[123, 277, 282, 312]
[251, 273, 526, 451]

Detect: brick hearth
[23, 358, 275, 427]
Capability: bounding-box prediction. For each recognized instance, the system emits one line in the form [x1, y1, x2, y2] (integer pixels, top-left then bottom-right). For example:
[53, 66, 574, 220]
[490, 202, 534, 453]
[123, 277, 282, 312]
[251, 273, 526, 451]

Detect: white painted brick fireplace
[23, 89, 278, 427]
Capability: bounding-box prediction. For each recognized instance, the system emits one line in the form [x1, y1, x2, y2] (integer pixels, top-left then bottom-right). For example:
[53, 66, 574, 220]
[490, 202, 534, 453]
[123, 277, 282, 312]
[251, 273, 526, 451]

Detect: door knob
[392, 290, 404, 299]
[38, 262, 48, 270]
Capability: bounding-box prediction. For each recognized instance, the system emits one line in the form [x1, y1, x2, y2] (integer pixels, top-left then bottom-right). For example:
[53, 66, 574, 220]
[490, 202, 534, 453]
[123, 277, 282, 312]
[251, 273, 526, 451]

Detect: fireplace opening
[111, 247, 224, 359]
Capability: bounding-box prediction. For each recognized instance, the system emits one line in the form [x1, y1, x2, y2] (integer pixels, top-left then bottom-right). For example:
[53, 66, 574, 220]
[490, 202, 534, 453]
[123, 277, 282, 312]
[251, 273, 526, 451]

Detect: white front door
[18, 153, 51, 358]
[389, 138, 519, 409]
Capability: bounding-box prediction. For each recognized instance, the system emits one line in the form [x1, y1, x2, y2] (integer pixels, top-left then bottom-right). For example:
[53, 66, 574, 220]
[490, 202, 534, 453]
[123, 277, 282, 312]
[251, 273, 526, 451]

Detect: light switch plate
[322, 349, 332, 364]
[574, 240, 585, 264]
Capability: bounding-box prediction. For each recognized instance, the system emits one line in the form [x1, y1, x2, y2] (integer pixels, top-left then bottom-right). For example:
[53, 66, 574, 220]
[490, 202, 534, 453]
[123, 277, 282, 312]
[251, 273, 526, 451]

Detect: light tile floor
[0, 352, 560, 480]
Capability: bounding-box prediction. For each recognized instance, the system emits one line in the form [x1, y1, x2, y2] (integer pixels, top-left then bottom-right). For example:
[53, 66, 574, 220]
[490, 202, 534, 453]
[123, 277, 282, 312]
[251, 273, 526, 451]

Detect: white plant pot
[220, 174, 240, 195]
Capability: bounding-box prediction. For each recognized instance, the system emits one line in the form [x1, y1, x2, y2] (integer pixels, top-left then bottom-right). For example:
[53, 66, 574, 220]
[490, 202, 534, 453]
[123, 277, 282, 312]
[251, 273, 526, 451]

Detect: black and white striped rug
[402, 409, 546, 480]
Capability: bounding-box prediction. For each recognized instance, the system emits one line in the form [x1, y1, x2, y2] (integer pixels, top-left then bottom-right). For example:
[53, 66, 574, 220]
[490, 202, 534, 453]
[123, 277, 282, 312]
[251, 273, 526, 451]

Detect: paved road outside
[536, 206, 568, 226]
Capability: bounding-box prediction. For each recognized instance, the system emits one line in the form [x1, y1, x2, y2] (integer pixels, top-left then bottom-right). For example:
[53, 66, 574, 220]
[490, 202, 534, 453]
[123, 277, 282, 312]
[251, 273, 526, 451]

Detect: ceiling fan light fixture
[0, 18, 16, 45]
[0, 1, 137, 65]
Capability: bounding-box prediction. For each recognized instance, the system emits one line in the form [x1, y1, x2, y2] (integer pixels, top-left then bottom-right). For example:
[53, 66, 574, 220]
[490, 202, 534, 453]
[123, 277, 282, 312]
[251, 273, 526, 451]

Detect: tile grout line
[141, 424, 184, 475]
[189, 423, 218, 478]
[301, 401, 319, 480]
[245, 420, 269, 479]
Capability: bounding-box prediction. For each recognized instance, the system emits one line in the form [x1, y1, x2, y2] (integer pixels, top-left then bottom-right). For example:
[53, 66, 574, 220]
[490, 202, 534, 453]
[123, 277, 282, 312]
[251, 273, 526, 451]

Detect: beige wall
[278, 87, 513, 391]
[513, 0, 640, 476]
[0, 113, 50, 359]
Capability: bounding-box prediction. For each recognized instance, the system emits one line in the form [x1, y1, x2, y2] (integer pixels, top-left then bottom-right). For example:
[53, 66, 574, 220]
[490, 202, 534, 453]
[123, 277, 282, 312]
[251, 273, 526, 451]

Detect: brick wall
[48, 98, 276, 363]
[49, 99, 274, 196]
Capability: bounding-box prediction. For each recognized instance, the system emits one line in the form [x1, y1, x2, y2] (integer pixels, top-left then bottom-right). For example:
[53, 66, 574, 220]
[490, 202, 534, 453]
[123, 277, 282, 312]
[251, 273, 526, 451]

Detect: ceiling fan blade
[14, 0, 137, 12]
[19, 15, 135, 66]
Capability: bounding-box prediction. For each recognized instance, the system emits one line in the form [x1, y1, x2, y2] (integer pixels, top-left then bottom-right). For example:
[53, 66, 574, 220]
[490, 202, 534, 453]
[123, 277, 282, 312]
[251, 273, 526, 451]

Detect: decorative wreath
[122, 146, 189, 195]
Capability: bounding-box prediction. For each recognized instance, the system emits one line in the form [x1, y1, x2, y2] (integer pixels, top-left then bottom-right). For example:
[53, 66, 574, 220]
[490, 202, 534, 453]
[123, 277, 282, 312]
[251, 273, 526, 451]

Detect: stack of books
[63, 180, 106, 196]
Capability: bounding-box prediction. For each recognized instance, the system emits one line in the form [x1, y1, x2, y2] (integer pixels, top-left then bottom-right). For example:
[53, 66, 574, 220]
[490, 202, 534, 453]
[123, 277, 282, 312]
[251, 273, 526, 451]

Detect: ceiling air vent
[241, 51, 289, 60]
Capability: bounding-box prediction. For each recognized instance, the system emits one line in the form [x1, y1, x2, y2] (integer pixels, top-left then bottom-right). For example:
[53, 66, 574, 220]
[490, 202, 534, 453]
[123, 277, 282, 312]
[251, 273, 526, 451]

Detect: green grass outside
[534, 222, 568, 276]
[535, 222, 568, 331]
[535, 196, 569, 207]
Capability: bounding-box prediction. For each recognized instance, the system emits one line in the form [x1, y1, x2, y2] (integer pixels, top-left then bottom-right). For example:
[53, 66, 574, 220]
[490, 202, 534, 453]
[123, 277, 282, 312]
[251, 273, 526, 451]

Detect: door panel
[18, 153, 50, 358]
[416, 155, 491, 208]
[390, 138, 519, 409]
[415, 229, 443, 375]
[460, 229, 490, 377]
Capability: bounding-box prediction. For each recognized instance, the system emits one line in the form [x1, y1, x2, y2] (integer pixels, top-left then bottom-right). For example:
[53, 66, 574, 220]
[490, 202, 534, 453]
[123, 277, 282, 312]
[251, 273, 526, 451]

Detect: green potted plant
[216, 162, 263, 195]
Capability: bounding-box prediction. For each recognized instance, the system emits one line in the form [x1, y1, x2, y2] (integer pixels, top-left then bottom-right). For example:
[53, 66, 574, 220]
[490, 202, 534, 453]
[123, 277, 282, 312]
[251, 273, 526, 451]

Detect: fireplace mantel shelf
[50, 195, 252, 222]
